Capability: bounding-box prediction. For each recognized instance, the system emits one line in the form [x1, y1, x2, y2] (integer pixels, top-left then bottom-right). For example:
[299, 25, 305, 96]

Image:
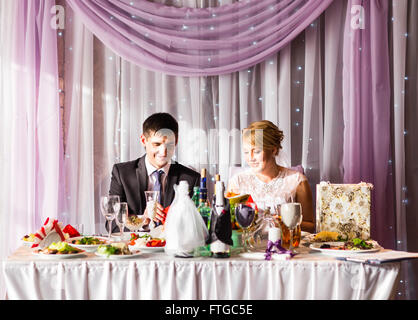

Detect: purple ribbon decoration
[264, 240, 295, 260]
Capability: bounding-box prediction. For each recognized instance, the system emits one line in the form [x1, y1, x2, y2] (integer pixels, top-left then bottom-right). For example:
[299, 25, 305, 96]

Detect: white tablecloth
[2, 245, 400, 300]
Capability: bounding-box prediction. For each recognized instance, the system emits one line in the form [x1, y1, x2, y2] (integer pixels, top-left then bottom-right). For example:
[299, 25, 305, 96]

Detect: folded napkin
[337, 249, 418, 264]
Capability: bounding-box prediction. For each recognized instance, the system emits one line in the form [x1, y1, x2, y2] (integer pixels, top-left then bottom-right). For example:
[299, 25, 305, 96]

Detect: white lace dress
[228, 167, 308, 210]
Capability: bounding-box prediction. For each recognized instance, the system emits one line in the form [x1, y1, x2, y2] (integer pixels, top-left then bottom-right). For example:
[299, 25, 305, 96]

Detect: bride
[227, 120, 315, 233]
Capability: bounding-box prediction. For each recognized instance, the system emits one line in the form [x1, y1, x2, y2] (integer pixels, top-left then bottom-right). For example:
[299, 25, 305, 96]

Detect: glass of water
[100, 195, 120, 240]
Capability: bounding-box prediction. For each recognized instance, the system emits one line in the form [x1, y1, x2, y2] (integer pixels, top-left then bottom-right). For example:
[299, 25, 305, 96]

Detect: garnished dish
[69, 236, 107, 245]
[33, 242, 85, 259]
[304, 231, 348, 243]
[66, 236, 109, 252]
[21, 233, 36, 246]
[95, 242, 142, 259]
[129, 233, 166, 252]
[310, 237, 381, 257]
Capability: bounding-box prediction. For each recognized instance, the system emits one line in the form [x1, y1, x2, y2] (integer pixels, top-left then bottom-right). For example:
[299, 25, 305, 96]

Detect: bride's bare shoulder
[279, 166, 308, 182]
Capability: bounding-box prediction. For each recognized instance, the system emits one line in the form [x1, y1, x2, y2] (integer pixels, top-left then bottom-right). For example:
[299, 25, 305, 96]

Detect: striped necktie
[152, 169, 164, 204]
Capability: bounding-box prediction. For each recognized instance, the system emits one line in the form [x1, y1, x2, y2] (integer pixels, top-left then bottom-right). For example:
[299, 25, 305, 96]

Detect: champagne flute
[100, 195, 120, 240]
[234, 204, 256, 252]
[279, 203, 302, 252]
[115, 202, 128, 240]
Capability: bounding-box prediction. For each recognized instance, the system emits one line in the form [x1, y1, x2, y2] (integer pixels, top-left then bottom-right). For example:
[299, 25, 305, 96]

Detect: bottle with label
[191, 186, 200, 208]
[208, 180, 233, 258]
[198, 168, 211, 228]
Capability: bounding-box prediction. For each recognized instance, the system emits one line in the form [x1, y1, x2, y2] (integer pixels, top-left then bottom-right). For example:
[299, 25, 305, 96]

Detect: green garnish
[97, 244, 118, 257]
[346, 238, 374, 250]
[73, 237, 105, 245]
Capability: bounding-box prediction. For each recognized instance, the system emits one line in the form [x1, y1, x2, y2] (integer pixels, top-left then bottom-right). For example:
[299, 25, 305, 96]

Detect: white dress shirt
[144, 155, 171, 203]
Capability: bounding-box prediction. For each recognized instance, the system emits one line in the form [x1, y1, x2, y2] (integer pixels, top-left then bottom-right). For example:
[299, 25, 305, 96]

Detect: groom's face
[141, 129, 177, 169]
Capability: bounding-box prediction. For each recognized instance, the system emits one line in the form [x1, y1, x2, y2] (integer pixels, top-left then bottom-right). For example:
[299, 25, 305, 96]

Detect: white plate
[65, 236, 110, 252]
[32, 251, 86, 259]
[95, 250, 143, 259]
[309, 241, 381, 257]
[128, 245, 164, 253]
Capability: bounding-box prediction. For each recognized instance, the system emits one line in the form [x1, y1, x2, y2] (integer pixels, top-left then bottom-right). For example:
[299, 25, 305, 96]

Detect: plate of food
[128, 233, 166, 252]
[310, 238, 381, 257]
[95, 242, 142, 259]
[32, 241, 86, 259]
[66, 236, 109, 252]
[22, 233, 36, 247]
[304, 231, 347, 243]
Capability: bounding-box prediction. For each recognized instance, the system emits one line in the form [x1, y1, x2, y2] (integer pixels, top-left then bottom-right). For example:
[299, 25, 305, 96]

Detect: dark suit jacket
[107, 155, 200, 231]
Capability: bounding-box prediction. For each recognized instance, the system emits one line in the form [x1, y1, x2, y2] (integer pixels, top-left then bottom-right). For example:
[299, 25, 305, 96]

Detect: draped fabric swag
[66, 0, 334, 76]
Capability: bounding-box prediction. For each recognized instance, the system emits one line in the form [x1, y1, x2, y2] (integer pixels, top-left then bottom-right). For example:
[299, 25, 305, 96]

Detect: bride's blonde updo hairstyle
[242, 120, 284, 156]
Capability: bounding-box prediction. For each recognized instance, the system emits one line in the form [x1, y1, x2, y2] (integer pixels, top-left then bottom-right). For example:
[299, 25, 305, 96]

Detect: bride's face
[243, 143, 276, 173]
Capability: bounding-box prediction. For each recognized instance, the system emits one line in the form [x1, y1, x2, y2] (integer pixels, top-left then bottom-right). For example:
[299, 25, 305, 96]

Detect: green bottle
[191, 186, 200, 207]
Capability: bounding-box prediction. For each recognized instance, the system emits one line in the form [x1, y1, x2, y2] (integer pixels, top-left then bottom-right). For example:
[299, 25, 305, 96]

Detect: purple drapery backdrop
[11, 0, 64, 231]
[343, 0, 395, 249]
[66, 0, 334, 76]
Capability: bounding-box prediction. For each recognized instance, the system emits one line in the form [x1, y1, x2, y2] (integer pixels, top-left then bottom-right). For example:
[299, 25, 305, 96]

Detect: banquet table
[2, 243, 401, 300]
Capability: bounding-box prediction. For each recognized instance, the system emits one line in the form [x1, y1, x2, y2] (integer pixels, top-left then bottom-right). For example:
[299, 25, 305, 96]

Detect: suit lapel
[136, 156, 148, 214]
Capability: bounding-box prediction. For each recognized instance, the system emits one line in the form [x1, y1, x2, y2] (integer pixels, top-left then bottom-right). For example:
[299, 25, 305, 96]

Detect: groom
[108, 112, 200, 231]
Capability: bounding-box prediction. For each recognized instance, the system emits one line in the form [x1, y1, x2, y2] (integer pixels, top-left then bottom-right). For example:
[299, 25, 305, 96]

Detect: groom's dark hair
[143, 112, 179, 141]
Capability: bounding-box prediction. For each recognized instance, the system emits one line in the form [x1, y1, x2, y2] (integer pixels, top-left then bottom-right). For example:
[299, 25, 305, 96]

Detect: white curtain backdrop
[1, 0, 416, 300]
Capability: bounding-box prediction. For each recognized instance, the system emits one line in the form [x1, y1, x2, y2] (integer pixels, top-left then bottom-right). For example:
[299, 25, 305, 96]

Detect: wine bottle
[198, 168, 211, 228]
[209, 180, 232, 258]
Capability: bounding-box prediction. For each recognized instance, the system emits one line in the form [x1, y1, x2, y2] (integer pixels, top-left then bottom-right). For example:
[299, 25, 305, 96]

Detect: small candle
[268, 227, 280, 242]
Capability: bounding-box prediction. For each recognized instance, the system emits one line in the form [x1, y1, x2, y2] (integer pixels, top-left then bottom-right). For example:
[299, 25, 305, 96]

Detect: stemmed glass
[234, 204, 256, 252]
[115, 202, 128, 240]
[124, 213, 146, 234]
[144, 191, 160, 223]
[279, 203, 302, 252]
[100, 195, 120, 240]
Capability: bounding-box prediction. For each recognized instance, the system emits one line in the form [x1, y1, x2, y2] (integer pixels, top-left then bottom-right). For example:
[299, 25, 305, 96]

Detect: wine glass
[279, 203, 302, 252]
[100, 195, 120, 240]
[234, 204, 256, 252]
[115, 202, 128, 240]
